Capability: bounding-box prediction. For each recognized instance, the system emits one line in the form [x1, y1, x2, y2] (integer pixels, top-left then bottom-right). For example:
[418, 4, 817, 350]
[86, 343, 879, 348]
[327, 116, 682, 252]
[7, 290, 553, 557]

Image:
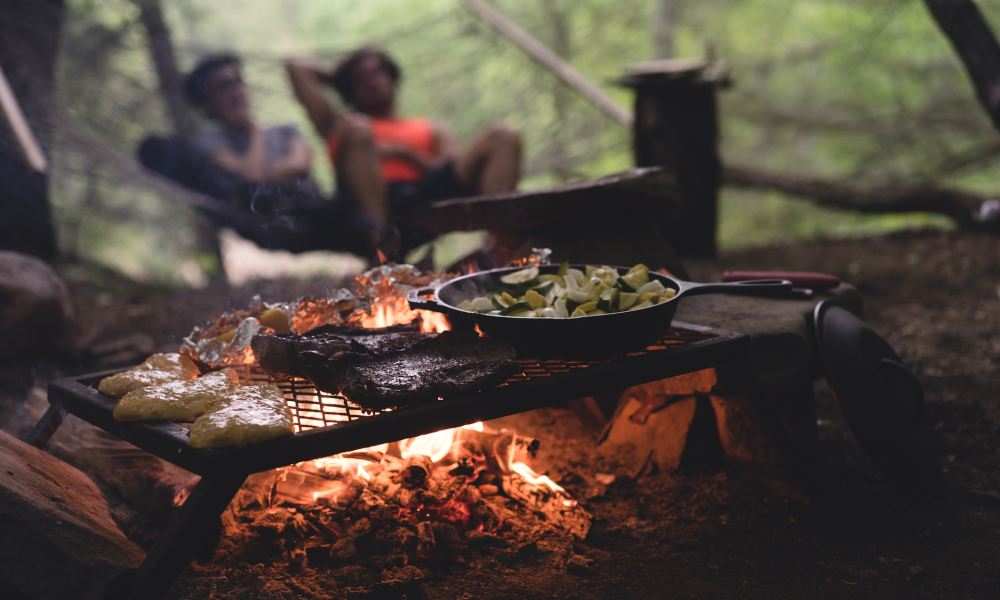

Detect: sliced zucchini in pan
[523, 289, 548, 310]
[500, 301, 533, 316]
[500, 266, 539, 286]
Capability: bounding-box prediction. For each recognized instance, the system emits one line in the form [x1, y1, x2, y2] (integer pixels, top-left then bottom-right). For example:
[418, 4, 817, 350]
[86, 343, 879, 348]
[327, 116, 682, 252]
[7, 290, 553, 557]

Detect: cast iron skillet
[407, 264, 793, 356]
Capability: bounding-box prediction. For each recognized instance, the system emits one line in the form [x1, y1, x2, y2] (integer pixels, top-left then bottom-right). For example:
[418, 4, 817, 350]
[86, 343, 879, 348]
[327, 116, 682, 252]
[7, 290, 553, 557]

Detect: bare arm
[263, 136, 312, 181]
[284, 57, 343, 138]
[377, 120, 456, 172]
[208, 124, 268, 180]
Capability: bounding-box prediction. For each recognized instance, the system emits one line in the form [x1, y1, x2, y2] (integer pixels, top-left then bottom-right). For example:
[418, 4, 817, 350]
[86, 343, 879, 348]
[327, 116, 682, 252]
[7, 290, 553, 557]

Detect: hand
[375, 141, 412, 159]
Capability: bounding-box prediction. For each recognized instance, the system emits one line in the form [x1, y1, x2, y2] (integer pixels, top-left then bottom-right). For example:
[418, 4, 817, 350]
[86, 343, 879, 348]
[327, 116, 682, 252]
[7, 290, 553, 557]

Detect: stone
[710, 394, 782, 467]
[0, 430, 144, 600]
[599, 369, 720, 473]
[674, 284, 863, 388]
[0, 251, 73, 360]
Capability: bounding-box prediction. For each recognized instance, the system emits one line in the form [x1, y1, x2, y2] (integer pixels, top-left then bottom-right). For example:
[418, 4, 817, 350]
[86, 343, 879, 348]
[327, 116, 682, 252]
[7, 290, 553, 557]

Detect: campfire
[178, 264, 590, 571]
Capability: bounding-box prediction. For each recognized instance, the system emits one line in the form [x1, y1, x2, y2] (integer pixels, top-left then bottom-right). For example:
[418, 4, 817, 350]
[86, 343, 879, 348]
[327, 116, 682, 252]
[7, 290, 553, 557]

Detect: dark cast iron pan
[407, 264, 794, 356]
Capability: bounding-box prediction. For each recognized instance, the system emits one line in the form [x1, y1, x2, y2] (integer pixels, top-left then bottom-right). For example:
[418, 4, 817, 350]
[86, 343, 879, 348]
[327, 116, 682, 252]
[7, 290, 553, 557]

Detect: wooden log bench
[0, 429, 144, 599]
[397, 166, 686, 273]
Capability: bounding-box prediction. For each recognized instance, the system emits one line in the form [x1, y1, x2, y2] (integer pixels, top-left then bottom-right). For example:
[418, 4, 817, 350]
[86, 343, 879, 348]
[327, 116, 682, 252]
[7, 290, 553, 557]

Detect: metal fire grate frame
[32, 321, 746, 600]
[243, 325, 721, 433]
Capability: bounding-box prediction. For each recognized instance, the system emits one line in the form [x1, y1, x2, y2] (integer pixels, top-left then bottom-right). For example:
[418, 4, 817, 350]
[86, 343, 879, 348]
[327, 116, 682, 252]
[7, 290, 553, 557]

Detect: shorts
[384, 161, 474, 251]
[386, 160, 475, 213]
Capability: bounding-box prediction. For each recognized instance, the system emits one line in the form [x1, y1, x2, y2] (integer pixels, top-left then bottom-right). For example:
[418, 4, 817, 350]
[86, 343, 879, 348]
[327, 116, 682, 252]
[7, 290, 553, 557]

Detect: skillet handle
[676, 279, 795, 297]
[406, 286, 446, 313]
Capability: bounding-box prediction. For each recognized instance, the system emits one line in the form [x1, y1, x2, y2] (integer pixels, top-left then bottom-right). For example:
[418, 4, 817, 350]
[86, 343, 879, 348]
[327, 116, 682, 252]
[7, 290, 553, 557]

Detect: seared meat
[311, 331, 517, 409]
[251, 324, 425, 375]
[252, 327, 518, 410]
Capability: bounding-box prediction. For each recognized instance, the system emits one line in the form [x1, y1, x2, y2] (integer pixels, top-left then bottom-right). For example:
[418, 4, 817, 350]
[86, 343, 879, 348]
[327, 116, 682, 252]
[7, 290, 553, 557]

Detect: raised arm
[284, 57, 342, 139]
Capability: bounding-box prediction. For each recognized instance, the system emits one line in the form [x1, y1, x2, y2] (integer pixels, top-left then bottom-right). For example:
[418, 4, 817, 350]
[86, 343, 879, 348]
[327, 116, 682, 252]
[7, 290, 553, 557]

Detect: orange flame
[398, 421, 484, 463]
[375, 248, 388, 265]
[357, 278, 450, 333]
[510, 462, 577, 507]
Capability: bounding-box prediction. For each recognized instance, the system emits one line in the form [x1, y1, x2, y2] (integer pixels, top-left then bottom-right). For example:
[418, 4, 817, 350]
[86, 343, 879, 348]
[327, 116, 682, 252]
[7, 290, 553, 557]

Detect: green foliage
[49, 0, 999, 281]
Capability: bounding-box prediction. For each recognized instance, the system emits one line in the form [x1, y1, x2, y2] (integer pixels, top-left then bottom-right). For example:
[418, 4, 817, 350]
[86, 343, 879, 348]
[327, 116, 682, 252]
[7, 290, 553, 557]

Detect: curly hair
[183, 53, 241, 106]
[329, 46, 402, 107]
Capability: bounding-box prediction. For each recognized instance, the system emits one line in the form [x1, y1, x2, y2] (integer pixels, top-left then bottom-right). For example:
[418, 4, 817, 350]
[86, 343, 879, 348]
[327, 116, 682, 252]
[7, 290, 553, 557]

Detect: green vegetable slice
[620, 268, 649, 291]
[597, 288, 619, 312]
[617, 292, 639, 310]
[531, 280, 556, 295]
[500, 266, 539, 285]
[523, 289, 547, 310]
[500, 301, 533, 315]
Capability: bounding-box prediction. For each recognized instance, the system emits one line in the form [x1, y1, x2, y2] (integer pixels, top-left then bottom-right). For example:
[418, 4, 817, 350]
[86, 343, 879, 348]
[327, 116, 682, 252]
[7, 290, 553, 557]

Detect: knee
[486, 122, 521, 150]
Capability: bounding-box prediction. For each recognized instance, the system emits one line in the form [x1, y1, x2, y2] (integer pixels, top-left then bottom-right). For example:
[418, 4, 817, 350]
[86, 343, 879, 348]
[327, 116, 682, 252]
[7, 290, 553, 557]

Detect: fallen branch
[723, 163, 989, 228]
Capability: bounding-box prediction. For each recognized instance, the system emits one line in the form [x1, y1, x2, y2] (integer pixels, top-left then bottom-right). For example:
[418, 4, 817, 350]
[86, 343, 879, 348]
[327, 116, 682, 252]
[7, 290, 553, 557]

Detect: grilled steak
[312, 331, 517, 409]
[251, 324, 426, 375]
[252, 327, 518, 410]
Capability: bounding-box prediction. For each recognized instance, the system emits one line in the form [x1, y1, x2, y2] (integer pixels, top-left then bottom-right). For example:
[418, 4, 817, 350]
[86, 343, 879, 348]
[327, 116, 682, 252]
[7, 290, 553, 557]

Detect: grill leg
[26, 402, 66, 448]
[126, 472, 247, 600]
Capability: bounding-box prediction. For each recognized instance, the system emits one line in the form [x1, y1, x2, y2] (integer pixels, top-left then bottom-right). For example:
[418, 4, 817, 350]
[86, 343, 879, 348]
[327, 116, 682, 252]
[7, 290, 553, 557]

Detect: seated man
[285, 47, 522, 249]
[139, 53, 378, 257]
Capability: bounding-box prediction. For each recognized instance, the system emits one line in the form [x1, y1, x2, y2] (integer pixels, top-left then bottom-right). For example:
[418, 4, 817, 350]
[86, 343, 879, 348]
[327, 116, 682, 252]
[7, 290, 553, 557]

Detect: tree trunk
[0, 0, 65, 260]
[624, 65, 723, 258]
[134, 0, 225, 278]
[543, 1, 574, 182]
[924, 0, 1000, 130]
[654, 0, 679, 58]
[134, 0, 194, 140]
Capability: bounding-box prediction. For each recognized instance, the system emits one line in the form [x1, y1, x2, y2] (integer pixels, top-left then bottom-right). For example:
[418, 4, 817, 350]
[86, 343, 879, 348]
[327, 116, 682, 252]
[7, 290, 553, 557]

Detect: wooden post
[0, 0, 64, 260]
[620, 59, 729, 258]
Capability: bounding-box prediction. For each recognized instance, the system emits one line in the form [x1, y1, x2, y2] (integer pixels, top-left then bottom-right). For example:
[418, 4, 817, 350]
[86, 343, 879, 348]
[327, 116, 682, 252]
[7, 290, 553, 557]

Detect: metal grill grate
[235, 325, 717, 433]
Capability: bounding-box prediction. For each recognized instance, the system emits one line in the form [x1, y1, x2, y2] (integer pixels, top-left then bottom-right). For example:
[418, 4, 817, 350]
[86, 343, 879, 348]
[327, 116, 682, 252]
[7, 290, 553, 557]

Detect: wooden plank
[399, 167, 677, 233]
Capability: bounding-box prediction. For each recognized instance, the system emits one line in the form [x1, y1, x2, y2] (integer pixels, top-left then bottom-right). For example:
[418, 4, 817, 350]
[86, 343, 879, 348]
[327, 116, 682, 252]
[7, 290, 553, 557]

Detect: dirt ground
[8, 228, 1000, 599]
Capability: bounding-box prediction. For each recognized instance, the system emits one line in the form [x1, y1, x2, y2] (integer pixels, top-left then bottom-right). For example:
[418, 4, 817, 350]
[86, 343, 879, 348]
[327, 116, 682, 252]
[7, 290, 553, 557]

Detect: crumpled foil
[181, 290, 359, 368]
[180, 265, 454, 368]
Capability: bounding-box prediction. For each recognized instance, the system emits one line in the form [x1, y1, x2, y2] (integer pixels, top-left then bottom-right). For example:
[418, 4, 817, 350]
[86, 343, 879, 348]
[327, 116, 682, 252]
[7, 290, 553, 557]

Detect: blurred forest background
[46, 0, 997, 284]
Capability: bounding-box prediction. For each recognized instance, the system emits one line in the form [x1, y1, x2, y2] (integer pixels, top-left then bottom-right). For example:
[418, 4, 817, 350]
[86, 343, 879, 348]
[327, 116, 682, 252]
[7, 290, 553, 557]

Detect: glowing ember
[510, 461, 577, 508]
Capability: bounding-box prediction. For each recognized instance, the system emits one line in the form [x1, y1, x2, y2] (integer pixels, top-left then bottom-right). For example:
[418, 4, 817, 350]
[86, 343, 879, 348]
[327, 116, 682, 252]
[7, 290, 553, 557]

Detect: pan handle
[675, 279, 795, 297]
[406, 286, 447, 313]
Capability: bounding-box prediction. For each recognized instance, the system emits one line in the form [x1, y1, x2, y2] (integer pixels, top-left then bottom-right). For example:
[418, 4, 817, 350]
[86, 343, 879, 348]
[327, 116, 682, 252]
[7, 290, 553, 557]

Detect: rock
[0, 430, 144, 600]
[710, 394, 782, 466]
[599, 369, 720, 473]
[674, 284, 863, 388]
[0, 251, 73, 360]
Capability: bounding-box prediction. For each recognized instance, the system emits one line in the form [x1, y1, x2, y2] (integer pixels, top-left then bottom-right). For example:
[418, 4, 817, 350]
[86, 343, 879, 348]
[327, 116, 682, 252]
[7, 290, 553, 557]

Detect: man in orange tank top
[286, 47, 522, 250]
